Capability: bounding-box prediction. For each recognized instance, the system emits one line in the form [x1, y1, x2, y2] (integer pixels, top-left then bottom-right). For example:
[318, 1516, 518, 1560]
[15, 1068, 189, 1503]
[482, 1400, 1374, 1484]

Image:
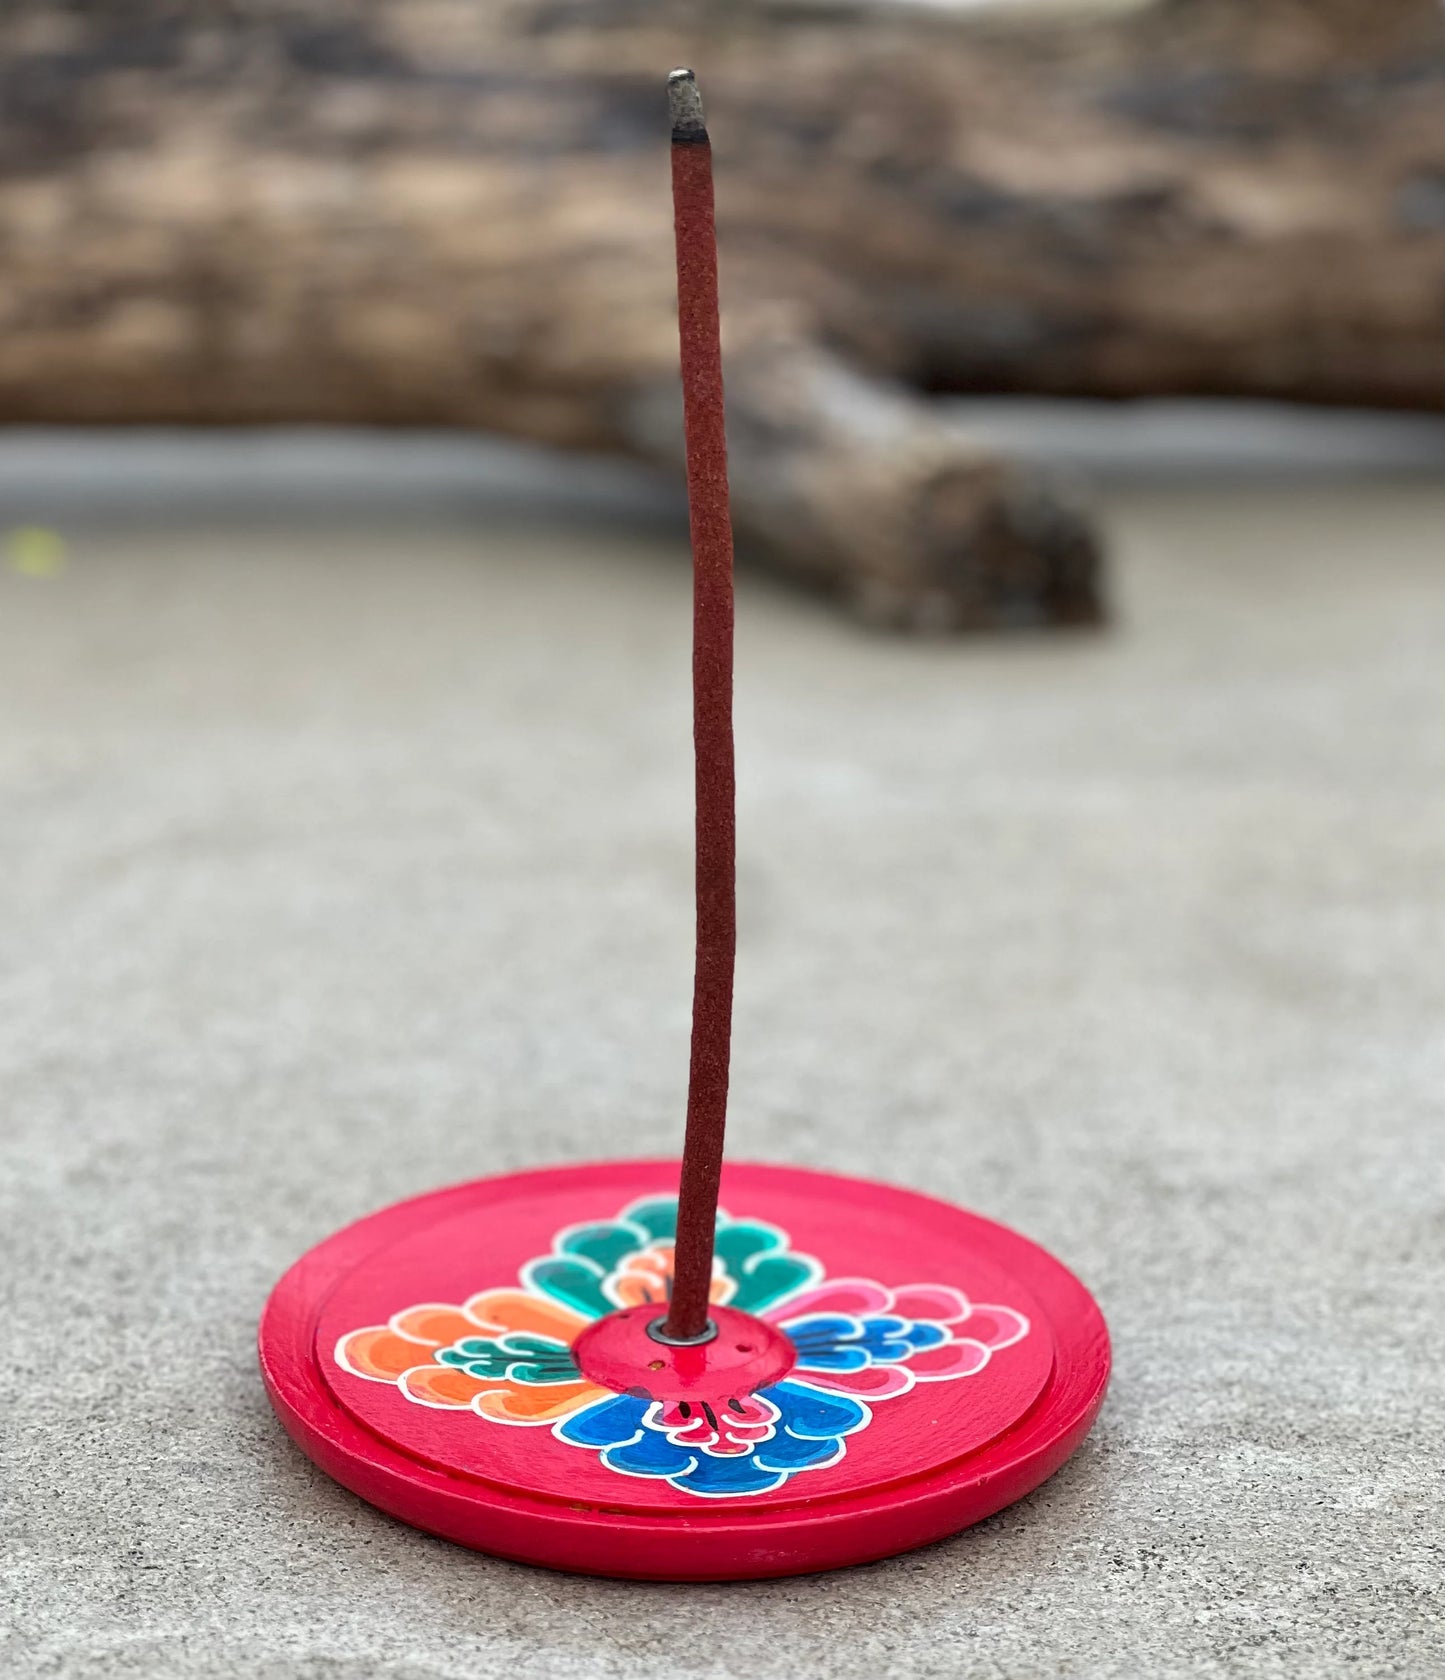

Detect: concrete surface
[2, 435, 1442, 1677]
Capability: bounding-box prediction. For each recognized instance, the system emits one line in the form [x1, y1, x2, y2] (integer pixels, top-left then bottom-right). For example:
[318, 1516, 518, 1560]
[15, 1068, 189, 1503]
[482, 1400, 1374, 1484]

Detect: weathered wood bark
[0, 0, 1439, 627]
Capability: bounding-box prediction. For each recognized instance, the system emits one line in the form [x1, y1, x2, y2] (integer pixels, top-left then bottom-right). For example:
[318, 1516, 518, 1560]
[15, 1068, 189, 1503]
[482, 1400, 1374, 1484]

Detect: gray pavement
[2, 432, 1442, 1677]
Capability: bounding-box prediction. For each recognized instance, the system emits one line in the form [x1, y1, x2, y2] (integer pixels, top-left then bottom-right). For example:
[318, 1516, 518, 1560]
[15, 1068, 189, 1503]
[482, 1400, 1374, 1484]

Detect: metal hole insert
[646, 1316, 719, 1348]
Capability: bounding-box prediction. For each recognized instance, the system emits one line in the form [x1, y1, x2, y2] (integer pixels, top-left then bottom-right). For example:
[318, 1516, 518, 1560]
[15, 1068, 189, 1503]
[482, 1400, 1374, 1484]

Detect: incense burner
[258, 72, 1108, 1579]
[331, 1193, 1030, 1498]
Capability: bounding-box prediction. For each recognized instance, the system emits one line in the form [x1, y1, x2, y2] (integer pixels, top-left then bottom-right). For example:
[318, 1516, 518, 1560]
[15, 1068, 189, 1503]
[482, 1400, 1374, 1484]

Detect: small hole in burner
[736, 1343, 753, 1353]
[648, 1359, 665, 1371]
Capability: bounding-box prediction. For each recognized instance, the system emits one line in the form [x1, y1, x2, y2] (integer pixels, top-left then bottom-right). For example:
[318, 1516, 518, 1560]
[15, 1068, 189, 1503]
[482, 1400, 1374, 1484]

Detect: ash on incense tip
[668, 67, 707, 144]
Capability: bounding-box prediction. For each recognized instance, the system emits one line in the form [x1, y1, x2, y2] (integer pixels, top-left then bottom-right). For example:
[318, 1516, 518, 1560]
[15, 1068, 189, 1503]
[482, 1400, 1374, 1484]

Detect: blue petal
[784, 1314, 871, 1371]
[856, 1316, 946, 1360]
[765, 1379, 869, 1439]
[784, 1312, 951, 1372]
[872, 1342, 914, 1363]
[899, 1321, 947, 1350]
[556, 1394, 648, 1449]
[858, 1314, 909, 1339]
[669, 1454, 787, 1496]
[753, 1429, 846, 1472]
[784, 1314, 860, 1348]
[793, 1345, 870, 1373]
[603, 1429, 696, 1478]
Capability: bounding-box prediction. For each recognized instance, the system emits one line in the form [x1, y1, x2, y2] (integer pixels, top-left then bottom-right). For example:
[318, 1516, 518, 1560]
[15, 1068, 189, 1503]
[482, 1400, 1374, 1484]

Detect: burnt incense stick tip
[668, 67, 707, 145]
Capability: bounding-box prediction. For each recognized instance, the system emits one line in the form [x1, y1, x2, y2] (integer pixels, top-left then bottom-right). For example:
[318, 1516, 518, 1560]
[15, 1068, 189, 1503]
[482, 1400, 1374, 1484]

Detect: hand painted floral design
[335, 1195, 1028, 1497]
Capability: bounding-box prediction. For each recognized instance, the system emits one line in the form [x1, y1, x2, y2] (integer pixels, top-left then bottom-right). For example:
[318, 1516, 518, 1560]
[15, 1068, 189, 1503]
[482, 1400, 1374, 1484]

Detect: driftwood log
[0, 0, 1440, 628]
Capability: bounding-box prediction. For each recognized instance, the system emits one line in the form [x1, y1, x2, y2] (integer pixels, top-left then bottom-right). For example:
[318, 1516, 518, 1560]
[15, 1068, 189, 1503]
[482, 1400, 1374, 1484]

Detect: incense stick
[661, 68, 736, 1346]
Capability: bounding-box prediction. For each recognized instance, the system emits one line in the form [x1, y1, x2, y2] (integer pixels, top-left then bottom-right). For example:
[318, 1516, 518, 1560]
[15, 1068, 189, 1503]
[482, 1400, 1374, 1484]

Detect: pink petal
[889, 1285, 971, 1323]
[767, 1279, 892, 1321]
[799, 1365, 914, 1400]
[957, 1304, 1029, 1349]
[905, 1339, 991, 1379]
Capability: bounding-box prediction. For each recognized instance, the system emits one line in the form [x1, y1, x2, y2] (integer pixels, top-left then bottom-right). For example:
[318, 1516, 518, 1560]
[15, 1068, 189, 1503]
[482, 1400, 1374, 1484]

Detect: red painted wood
[572, 1304, 796, 1406]
[667, 126, 736, 1344]
[311, 1167, 1054, 1511]
[259, 1161, 1111, 1579]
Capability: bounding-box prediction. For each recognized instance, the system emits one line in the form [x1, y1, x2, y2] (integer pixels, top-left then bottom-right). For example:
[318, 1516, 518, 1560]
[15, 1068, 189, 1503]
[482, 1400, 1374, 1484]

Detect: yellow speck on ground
[4, 525, 68, 577]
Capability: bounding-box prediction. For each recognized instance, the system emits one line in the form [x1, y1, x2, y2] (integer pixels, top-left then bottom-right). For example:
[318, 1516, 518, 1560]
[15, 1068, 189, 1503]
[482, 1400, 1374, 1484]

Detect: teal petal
[729, 1253, 822, 1315]
[506, 1351, 581, 1385]
[711, 1220, 821, 1313]
[559, 1221, 647, 1274]
[433, 1332, 579, 1384]
[713, 1221, 782, 1278]
[498, 1332, 579, 1382]
[620, 1197, 678, 1242]
[524, 1256, 611, 1319]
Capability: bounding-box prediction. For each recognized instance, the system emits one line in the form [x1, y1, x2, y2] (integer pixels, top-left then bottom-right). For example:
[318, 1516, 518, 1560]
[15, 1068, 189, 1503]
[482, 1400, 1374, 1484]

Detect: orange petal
[398, 1363, 488, 1407]
[336, 1327, 435, 1381]
[390, 1304, 479, 1347]
[463, 1288, 588, 1346]
[610, 1266, 733, 1309]
[474, 1380, 607, 1424]
[612, 1273, 667, 1308]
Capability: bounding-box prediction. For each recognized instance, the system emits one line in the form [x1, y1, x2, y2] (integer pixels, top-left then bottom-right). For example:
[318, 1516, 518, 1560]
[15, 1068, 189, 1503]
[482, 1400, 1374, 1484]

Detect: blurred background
[3, 3, 1443, 1676]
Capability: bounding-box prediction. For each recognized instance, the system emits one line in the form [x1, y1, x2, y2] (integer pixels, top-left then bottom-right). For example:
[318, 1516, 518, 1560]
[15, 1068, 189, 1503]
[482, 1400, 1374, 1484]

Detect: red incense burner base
[259, 1160, 1109, 1580]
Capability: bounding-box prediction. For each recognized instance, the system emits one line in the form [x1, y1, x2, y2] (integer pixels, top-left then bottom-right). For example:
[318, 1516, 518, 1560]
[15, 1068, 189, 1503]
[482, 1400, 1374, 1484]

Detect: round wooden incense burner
[259, 71, 1110, 1581]
[261, 1160, 1107, 1579]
